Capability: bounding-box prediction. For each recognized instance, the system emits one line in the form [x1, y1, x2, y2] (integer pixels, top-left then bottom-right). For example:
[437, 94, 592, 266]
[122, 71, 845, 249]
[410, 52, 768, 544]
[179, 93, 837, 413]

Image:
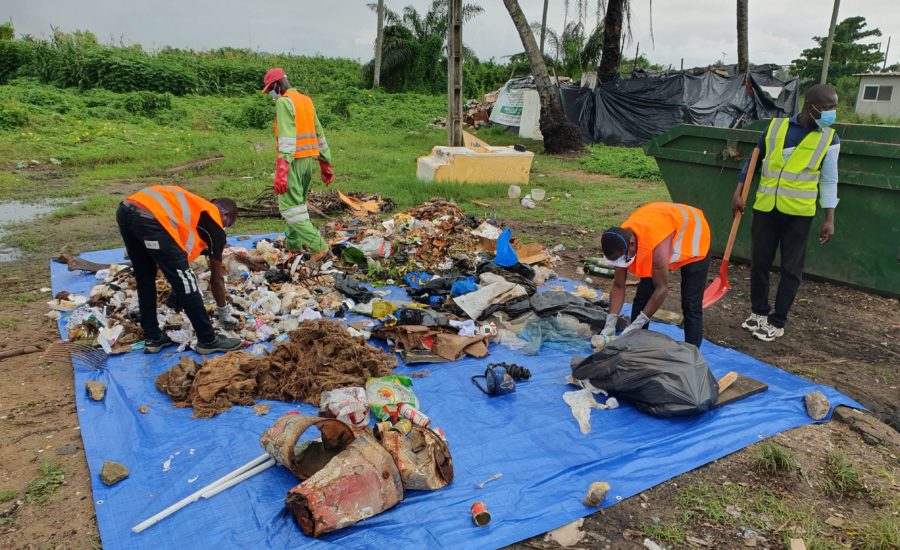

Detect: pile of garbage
[239, 189, 394, 219]
[463, 90, 498, 128]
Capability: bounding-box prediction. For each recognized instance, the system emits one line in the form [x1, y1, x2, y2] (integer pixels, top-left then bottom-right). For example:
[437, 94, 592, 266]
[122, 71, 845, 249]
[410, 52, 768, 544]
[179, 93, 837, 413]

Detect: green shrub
[0, 40, 29, 84]
[579, 144, 663, 181]
[226, 94, 273, 129]
[122, 91, 173, 116]
[751, 441, 799, 474]
[18, 87, 71, 113]
[0, 99, 29, 130]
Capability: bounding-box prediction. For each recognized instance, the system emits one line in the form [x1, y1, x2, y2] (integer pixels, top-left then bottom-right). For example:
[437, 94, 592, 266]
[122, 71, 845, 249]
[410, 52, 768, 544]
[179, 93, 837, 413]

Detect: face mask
[604, 253, 635, 269]
[815, 109, 836, 129]
[268, 90, 281, 99]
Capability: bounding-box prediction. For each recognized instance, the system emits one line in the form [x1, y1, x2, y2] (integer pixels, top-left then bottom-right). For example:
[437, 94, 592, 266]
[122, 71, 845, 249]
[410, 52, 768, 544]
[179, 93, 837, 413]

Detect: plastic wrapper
[518, 315, 593, 356]
[319, 387, 370, 429]
[366, 376, 419, 421]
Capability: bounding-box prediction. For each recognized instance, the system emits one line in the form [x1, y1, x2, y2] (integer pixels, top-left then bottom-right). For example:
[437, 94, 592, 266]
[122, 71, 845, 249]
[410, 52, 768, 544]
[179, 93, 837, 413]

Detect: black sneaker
[144, 334, 175, 354]
[195, 334, 243, 354]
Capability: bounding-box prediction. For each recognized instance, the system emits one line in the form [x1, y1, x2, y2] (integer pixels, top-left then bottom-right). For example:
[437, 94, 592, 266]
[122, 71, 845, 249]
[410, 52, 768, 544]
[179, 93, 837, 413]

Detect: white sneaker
[753, 320, 784, 342]
[741, 313, 766, 332]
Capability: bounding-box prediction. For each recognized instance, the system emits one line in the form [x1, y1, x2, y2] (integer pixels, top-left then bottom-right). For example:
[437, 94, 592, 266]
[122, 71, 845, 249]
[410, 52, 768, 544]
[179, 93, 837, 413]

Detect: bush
[0, 40, 29, 84]
[226, 94, 273, 129]
[0, 100, 29, 130]
[18, 87, 71, 113]
[579, 144, 663, 181]
[122, 91, 173, 116]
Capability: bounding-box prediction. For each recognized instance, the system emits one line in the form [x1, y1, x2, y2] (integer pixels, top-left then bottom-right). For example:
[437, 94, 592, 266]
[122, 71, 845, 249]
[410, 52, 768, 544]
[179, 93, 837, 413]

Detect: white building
[854, 72, 900, 118]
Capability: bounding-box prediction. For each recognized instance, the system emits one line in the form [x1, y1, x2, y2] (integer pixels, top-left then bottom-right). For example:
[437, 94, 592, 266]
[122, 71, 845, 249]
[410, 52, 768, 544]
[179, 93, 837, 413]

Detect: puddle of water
[0, 200, 63, 262]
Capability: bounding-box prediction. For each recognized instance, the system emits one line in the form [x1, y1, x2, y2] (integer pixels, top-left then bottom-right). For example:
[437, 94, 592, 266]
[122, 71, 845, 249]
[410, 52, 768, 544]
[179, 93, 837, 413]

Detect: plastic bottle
[507, 185, 522, 199]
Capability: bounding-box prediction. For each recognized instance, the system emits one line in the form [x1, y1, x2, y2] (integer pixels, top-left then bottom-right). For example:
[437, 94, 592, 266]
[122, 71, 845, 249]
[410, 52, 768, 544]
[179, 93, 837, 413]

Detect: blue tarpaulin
[51, 237, 858, 550]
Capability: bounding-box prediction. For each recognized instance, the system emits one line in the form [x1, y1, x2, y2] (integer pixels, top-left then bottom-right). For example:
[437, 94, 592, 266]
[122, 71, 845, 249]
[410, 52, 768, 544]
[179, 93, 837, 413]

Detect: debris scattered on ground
[100, 461, 129, 486]
[85, 381, 106, 401]
[253, 404, 271, 416]
[138, 405, 149, 414]
[155, 319, 397, 418]
[239, 189, 394, 219]
[583, 481, 611, 507]
[544, 518, 586, 547]
[474, 473, 502, 489]
[410, 370, 430, 378]
[804, 390, 830, 420]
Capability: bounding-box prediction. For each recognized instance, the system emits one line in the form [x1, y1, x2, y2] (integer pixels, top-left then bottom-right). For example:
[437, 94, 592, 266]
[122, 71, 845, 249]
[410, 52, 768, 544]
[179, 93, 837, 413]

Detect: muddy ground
[0, 232, 897, 549]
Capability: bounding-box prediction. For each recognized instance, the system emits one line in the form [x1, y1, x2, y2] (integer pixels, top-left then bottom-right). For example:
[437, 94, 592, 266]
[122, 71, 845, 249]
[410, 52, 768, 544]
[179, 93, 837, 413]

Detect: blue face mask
[268, 90, 281, 99]
[815, 109, 836, 129]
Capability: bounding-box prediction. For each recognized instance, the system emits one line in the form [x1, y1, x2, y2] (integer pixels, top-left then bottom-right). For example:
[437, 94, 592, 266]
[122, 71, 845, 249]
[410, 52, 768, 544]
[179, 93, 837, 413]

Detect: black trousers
[631, 253, 710, 348]
[750, 209, 813, 328]
[116, 203, 216, 345]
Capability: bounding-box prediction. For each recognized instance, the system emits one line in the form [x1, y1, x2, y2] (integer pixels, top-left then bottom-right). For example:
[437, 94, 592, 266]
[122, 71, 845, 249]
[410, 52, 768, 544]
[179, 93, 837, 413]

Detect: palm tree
[597, 0, 626, 82]
[503, 0, 583, 153]
[366, 0, 483, 93]
[538, 21, 604, 83]
[737, 0, 749, 74]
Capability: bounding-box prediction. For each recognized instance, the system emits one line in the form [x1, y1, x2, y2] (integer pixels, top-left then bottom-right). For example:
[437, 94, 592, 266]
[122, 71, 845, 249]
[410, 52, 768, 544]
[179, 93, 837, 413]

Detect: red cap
[262, 68, 286, 93]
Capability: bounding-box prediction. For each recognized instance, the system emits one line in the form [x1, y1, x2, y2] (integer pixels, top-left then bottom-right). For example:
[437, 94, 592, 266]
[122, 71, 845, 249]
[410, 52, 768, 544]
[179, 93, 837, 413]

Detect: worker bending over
[263, 68, 334, 262]
[600, 202, 711, 348]
[734, 84, 840, 342]
[117, 185, 242, 354]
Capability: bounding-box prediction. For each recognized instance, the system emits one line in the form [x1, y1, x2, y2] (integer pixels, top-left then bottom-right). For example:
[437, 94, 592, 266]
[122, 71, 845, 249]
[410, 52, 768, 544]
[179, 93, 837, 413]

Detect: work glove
[600, 313, 619, 338]
[621, 311, 650, 337]
[273, 157, 290, 195]
[319, 160, 334, 186]
[216, 305, 240, 329]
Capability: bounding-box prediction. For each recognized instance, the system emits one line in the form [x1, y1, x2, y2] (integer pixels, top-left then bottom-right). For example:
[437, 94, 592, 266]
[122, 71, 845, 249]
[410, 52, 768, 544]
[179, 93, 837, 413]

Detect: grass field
[0, 81, 669, 268]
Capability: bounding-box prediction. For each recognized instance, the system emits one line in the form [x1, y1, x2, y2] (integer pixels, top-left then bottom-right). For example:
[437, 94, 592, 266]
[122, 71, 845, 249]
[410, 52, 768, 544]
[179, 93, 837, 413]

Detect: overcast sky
[4, 1, 898, 70]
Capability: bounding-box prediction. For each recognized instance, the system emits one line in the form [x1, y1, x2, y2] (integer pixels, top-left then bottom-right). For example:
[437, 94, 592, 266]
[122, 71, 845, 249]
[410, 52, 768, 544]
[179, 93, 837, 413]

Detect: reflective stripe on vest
[755, 118, 834, 217]
[621, 202, 711, 279]
[127, 185, 223, 262]
[274, 90, 319, 159]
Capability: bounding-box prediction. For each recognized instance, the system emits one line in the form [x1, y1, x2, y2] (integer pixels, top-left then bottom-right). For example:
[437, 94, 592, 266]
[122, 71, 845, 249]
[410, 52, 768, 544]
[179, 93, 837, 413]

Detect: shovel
[702, 146, 760, 309]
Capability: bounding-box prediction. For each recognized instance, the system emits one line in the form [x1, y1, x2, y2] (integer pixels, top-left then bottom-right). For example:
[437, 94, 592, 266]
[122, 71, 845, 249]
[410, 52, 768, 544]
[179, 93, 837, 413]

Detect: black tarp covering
[559, 70, 799, 146]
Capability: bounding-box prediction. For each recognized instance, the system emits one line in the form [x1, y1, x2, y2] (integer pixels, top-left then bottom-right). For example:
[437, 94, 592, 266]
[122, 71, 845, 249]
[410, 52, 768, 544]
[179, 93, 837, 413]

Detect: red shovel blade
[702, 259, 732, 308]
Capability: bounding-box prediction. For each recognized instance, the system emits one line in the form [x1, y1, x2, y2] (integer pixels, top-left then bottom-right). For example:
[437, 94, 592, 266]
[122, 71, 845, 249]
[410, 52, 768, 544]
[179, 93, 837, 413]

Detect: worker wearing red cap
[262, 68, 334, 261]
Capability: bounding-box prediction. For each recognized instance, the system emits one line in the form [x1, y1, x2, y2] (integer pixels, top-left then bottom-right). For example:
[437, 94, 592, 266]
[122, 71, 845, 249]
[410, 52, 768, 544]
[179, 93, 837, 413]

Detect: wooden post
[631, 42, 639, 75]
[373, 0, 384, 88]
[447, 0, 464, 147]
[820, 0, 840, 84]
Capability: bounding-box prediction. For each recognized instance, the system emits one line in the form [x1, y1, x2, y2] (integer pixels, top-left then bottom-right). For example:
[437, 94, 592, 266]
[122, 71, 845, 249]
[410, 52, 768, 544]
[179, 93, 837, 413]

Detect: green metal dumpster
[644, 121, 900, 297]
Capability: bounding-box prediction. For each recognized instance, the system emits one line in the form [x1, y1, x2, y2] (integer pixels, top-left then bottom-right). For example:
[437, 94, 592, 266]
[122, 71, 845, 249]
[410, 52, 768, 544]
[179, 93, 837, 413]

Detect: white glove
[621, 311, 650, 337]
[216, 305, 240, 328]
[600, 313, 619, 338]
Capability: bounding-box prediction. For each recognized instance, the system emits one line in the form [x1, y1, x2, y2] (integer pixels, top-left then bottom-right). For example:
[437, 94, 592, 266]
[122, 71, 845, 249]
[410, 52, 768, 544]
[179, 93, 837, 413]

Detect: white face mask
[268, 90, 281, 99]
[604, 253, 635, 269]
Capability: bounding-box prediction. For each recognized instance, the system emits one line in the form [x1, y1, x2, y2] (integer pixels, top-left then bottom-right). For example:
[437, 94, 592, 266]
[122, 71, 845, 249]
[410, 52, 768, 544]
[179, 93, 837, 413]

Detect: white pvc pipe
[198, 459, 275, 499]
[131, 453, 271, 534]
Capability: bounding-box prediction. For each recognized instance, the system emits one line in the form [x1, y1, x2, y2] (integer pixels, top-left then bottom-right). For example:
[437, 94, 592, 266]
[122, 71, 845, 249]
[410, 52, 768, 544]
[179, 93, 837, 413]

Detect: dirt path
[0, 228, 896, 549]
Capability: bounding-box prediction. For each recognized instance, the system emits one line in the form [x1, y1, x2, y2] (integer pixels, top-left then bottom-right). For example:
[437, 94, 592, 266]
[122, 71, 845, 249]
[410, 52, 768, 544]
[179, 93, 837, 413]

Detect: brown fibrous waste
[155, 319, 397, 418]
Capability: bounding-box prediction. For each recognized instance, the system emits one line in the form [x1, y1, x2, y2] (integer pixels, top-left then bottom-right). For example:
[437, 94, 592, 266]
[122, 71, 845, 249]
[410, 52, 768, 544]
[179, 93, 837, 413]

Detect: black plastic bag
[332, 273, 374, 304]
[571, 331, 718, 417]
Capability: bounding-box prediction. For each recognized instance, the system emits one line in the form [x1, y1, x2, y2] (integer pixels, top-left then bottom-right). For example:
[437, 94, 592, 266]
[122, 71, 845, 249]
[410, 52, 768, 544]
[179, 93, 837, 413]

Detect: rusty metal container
[377, 425, 454, 490]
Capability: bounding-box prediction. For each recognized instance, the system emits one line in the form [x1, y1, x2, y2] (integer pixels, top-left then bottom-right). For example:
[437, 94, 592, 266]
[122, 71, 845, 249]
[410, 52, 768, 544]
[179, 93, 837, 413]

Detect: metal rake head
[43, 341, 108, 370]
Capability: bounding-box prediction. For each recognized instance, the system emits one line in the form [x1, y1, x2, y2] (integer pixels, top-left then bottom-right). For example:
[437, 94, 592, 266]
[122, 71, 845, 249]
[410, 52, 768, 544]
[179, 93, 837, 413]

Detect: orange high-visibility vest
[274, 90, 319, 159]
[127, 185, 223, 262]
[621, 202, 711, 279]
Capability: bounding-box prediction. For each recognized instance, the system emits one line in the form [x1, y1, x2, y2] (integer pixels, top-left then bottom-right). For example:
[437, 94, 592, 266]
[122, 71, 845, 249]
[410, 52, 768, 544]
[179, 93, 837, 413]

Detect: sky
[4, 0, 898, 70]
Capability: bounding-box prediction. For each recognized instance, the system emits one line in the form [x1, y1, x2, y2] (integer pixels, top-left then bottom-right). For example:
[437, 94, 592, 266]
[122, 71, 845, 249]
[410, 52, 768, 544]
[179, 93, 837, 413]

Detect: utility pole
[820, 0, 840, 84]
[883, 36, 891, 71]
[736, 0, 749, 74]
[447, 0, 464, 146]
[539, 0, 549, 55]
[373, 0, 385, 87]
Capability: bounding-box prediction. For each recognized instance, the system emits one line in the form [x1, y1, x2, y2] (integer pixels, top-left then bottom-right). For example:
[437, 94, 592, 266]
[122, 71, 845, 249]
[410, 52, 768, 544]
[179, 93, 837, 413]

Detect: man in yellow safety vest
[732, 84, 840, 342]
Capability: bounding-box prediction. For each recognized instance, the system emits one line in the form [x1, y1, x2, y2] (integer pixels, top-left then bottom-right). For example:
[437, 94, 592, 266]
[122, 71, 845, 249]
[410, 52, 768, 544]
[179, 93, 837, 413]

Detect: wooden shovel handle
[722, 147, 760, 263]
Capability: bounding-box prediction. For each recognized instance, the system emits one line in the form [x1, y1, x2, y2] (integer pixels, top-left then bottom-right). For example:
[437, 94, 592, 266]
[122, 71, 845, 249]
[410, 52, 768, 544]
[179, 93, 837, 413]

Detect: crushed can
[470, 501, 491, 526]
[391, 418, 413, 436]
[398, 403, 431, 427]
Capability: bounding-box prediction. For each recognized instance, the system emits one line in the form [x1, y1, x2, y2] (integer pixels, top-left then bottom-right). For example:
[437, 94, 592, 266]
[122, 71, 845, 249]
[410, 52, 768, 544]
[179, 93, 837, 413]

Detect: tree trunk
[597, 0, 625, 83]
[502, 0, 583, 153]
[447, 0, 464, 146]
[736, 0, 749, 74]
[373, 0, 385, 87]
[539, 0, 549, 55]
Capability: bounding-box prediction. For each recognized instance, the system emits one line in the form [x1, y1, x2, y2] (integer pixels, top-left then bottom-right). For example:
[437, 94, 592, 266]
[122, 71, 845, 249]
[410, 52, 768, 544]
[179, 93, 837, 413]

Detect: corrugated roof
[855, 72, 900, 77]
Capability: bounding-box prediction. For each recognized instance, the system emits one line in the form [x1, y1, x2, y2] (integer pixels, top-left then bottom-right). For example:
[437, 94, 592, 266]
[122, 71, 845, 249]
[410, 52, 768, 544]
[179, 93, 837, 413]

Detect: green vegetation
[858, 513, 900, 550]
[823, 450, 865, 499]
[642, 522, 686, 546]
[0, 489, 16, 503]
[25, 462, 65, 505]
[579, 144, 663, 181]
[751, 441, 799, 474]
